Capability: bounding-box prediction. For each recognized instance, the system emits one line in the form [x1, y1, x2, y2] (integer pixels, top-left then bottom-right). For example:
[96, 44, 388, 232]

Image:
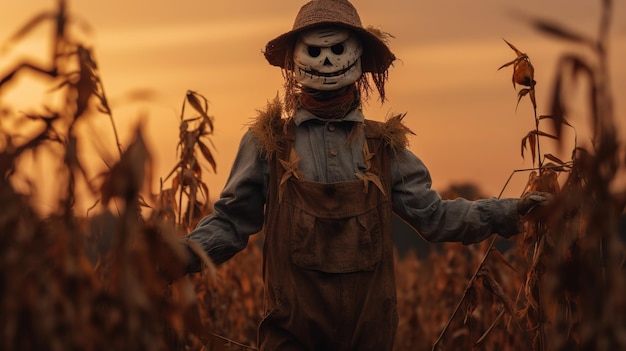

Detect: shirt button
[327, 124, 336, 132]
[329, 149, 338, 157]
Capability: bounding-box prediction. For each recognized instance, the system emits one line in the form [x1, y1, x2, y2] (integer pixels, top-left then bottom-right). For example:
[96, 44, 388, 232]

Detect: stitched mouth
[300, 59, 359, 78]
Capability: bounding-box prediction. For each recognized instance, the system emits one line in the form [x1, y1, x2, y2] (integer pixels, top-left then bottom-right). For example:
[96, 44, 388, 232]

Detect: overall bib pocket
[290, 207, 382, 273]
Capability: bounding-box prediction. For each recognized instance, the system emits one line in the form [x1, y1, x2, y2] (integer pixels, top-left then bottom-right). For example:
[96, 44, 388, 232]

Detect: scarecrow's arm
[390, 149, 521, 244]
[185, 131, 269, 271]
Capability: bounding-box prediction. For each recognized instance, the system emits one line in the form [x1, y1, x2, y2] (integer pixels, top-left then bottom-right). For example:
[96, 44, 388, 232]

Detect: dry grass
[0, 1, 624, 350]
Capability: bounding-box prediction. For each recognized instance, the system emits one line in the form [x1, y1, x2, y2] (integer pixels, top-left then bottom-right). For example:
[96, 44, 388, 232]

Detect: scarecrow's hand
[518, 191, 554, 217]
[155, 239, 194, 285]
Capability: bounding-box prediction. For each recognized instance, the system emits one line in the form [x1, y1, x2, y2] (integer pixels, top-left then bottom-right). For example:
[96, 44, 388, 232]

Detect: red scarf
[298, 85, 359, 120]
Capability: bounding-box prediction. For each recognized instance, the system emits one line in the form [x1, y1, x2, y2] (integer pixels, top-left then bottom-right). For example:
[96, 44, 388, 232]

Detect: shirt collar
[292, 107, 365, 126]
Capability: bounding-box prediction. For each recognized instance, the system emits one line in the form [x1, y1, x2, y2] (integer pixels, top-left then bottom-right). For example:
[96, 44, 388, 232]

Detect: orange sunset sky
[1, 0, 625, 212]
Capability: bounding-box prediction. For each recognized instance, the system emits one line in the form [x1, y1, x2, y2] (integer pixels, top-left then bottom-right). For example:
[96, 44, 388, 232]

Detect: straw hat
[264, 0, 395, 74]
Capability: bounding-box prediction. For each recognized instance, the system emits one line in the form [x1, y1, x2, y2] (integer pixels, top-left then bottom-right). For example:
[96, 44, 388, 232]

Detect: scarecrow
[184, 0, 551, 349]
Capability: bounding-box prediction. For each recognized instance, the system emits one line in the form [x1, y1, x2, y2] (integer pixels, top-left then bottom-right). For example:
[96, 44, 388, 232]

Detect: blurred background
[1, 0, 625, 211]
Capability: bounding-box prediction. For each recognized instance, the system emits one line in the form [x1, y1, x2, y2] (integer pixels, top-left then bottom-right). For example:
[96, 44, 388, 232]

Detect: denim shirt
[185, 107, 520, 268]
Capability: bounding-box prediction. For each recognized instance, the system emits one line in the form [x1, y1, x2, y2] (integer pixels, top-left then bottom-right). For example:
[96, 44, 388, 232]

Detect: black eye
[307, 46, 321, 57]
[331, 44, 344, 55]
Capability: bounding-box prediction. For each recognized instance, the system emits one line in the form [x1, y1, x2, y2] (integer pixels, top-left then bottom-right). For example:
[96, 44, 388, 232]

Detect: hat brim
[264, 22, 395, 74]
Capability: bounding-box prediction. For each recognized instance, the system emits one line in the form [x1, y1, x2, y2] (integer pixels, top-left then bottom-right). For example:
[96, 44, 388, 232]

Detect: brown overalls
[258, 119, 398, 351]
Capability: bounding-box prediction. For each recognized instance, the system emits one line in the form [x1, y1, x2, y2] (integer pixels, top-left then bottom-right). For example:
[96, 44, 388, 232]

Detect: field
[1, 1, 625, 350]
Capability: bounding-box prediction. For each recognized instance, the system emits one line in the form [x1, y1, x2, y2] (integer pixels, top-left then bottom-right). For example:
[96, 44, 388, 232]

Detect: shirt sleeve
[390, 149, 521, 244]
[184, 130, 269, 270]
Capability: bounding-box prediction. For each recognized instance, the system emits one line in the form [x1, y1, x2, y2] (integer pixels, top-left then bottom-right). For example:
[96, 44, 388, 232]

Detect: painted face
[293, 26, 363, 90]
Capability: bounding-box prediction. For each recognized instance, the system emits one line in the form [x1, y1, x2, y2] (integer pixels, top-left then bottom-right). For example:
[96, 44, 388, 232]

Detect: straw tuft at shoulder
[248, 95, 286, 161]
[369, 113, 415, 154]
